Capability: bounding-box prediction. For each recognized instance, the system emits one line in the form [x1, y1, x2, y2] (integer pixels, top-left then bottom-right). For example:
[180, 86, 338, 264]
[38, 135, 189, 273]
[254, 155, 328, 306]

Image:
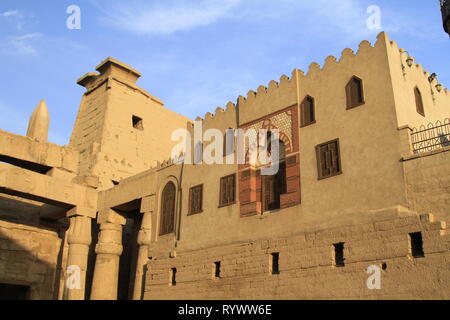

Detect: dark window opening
[262, 140, 287, 212]
[219, 174, 236, 207]
[132, 115, 144, 130]
[301, 95, 316, 127]
[188, 184, 203, 215]
[346, 76, 365, 109]
[409, 232, 425, 258]
[271, 253, 280, 275]
[381, 262, 387, 271]
[266, 131, 272, 154]
[316, 139, 342, 180]
[214, 261, 221, 278]
[414, 87, 425, 117]
[262, 162, 287, 212]
[160, 182, 176, 236]
[0, 284, 30, 300]
[170, 268, 177, 286]
[112, 180, 120, 186]
[334, 243, 345, 267]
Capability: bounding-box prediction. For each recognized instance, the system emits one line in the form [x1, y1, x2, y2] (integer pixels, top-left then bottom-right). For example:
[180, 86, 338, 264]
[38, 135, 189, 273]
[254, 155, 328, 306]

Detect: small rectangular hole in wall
[334, 243, 345, 267]
[214, 261, 221, 278]
[409, 232, 424, 258]
[170, 268, 177, 286]
[132, 115, 144, 130]
[270, 253, 280, 275]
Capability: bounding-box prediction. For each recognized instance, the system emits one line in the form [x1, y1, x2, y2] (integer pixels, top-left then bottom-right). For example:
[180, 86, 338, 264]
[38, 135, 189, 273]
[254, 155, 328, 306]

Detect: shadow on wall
[0, 195, 67, 300]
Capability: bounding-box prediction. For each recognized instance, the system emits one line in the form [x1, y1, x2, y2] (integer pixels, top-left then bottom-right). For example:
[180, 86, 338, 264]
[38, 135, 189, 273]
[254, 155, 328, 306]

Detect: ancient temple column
[90, 209, 125, 300]
[132, 211, 152, 300]
[65, 208, 94, 300]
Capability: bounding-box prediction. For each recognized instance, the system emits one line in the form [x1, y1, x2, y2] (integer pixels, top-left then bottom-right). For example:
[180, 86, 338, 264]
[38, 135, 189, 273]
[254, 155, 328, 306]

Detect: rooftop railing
[411, 118, 450, 154]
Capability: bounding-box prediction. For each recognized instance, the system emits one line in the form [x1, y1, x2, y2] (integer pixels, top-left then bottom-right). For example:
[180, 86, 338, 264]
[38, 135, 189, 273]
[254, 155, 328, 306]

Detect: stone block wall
[143, 209, 449, 300]
[404, 148, 450, 224]
[0, 220, 63, 299]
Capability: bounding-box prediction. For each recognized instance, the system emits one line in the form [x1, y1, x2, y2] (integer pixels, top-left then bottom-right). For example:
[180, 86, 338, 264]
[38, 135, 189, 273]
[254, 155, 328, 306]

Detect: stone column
[132, 211, 152, 300]
[90, 209, 125, 300]
[65, 208, 95, 300]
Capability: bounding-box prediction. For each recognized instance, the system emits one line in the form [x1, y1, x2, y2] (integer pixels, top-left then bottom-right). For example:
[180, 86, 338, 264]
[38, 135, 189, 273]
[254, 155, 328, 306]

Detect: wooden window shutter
[346, 76, 364, 109]
[189, 185, 203, 215]
[219, 174, 235, 207]
[328, 142, 340, 174]
[414, 87, 425, 116]
[227, 175, 235, 203]
[301, 96, 315, 127]
[160, 182, 176, 235]
[316, 139, 342, 180]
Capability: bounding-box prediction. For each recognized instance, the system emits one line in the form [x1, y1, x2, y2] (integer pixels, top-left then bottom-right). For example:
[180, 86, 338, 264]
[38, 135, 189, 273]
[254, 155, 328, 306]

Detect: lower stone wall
[0, 220, 63, 300]
[143, 208, 449, 300]
[404, 148, 450, 224]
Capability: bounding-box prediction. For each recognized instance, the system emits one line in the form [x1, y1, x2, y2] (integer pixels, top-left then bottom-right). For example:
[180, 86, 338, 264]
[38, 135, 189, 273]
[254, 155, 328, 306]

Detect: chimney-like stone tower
[70, 57, 189, 189]
[27, 99, 50, 142]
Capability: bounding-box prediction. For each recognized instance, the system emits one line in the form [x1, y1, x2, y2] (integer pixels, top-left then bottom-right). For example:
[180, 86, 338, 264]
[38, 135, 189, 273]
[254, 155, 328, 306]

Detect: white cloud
[99, 0, 241, 35]
[0, 9, 25, 30]
[8, 33, 42, 56]
[0, 10, 19, 17]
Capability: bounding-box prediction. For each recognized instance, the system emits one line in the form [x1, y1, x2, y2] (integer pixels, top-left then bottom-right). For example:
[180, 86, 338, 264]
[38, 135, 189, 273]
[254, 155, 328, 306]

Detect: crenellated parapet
[237, 71, 298, 126]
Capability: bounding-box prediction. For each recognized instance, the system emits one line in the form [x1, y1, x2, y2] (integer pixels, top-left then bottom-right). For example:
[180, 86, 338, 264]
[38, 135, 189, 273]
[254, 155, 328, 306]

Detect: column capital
[140, 195, 155, 213]
[97, 208, 126, 225]
[95, 222, 123, 256]
[67, 215, 92, 246]
[67, 206, 97, 219]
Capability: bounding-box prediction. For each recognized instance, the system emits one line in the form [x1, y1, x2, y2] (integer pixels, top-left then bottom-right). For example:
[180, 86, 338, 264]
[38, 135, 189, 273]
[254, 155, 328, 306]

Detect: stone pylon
[27, 99, 50, 142]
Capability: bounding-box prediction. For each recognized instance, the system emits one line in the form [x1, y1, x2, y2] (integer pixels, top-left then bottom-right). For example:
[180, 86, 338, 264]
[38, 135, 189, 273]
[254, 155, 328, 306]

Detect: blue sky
[0, 0, 448, 145]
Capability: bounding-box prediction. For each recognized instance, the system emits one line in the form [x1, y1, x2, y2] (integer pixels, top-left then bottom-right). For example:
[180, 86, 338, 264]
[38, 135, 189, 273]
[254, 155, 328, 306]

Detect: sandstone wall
[0, 219, 64, 300]
[143, 207, 449, 300]
[404, 148, 450, 224]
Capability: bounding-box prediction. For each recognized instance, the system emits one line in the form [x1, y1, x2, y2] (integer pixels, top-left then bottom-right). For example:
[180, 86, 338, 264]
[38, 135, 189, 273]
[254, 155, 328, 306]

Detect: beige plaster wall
[385, 37, 450, 129]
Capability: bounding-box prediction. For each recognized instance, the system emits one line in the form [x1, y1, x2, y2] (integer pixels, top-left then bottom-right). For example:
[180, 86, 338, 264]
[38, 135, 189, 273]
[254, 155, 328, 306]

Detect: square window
[132, 115, 144, 130]
[315, 139, 342, 180]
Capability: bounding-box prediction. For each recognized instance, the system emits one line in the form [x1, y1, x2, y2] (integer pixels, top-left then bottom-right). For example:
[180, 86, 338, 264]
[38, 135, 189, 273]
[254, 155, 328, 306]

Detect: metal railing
[411, 118, 450, 154]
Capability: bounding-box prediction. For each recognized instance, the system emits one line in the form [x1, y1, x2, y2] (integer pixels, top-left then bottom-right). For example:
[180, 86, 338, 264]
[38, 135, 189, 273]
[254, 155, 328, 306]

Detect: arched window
[346, 76, 365, 109]
[414, 87, 425, 117]
[301, 96, 316, 127]
[159, 182, 176, 236]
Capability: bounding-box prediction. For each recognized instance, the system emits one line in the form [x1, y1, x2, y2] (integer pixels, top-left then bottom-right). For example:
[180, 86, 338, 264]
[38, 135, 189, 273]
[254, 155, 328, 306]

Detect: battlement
[195, 32, 391, 128]
[191, 31, 448, 131]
